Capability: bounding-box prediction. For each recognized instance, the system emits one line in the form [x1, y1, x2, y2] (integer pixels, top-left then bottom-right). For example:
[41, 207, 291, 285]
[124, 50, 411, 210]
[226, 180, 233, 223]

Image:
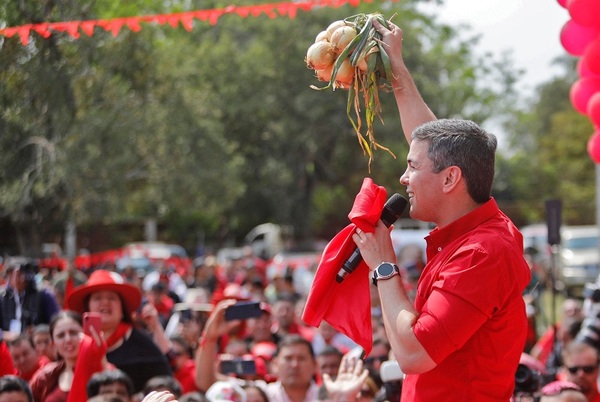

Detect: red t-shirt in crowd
[0, 341, 16, 376]
[174, 359, 198, 394]
[20, 355, 51, 381]
[403, 198, 531, 401]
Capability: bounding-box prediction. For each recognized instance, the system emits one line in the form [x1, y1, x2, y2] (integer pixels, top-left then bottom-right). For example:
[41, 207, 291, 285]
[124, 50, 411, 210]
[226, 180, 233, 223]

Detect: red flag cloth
[302, 178, 387, 355]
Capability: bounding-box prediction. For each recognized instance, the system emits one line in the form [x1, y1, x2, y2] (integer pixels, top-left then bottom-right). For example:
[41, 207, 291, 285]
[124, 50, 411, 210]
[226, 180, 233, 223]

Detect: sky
[419, 0, 571, 95]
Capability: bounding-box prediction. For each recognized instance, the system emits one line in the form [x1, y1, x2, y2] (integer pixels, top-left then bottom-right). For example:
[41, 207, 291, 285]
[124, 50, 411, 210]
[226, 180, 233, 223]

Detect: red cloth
[106, 322, 132, 348]
[0, 341, 16, 376]
[302, 178, 387, 355]
[174, 359, 198, 394]
[21, 355, 51, 381]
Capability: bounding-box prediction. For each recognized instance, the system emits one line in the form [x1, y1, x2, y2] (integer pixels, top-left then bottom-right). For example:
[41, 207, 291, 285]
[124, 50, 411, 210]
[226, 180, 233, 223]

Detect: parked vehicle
[561, 226, 600, 295]
[520, 224, 600, 296]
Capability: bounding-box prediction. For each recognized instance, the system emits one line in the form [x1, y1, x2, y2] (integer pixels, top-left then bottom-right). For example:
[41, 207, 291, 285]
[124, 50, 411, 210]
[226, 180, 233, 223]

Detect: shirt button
[437, 247, 442, 252]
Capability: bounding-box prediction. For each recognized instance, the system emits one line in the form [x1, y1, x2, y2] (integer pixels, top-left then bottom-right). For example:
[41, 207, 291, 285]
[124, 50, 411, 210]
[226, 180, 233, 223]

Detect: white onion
[306, 41, 336, 70]
[330, 26, 357, 54]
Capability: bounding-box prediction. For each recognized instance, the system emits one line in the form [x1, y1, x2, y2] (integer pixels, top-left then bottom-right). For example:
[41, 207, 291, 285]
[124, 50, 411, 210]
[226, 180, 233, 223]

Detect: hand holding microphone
[336, 193, 408, 283]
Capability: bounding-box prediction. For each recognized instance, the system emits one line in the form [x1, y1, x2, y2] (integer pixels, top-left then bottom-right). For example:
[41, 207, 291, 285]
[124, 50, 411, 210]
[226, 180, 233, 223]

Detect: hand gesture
[202, 299, 239, 343]
[323, 353, 370, 401]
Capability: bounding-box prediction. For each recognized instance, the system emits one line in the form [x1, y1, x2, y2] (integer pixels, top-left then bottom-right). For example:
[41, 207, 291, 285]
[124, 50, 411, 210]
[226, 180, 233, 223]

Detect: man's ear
[442, 166, 463, 193]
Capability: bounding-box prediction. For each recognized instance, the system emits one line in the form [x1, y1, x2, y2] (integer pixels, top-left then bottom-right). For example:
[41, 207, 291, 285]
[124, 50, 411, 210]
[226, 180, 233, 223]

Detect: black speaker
[545, 199, 562, 246]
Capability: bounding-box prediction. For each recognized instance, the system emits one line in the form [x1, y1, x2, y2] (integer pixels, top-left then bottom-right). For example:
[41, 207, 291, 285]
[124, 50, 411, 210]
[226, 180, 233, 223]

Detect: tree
[502, 56, 596, 226]
[0, 0, 522, 255]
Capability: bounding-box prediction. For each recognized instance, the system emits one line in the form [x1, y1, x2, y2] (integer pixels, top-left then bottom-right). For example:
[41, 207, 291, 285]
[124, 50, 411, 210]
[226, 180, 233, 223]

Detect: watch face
[378, 263, 395, 277]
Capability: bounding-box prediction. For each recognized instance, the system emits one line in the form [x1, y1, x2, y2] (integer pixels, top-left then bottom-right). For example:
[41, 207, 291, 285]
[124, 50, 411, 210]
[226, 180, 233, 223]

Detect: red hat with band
[66, 269, 142, 314]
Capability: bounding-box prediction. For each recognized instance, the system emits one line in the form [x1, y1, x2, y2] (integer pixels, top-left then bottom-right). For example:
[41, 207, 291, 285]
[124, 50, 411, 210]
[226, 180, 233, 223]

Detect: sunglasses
[567, 365, 597, 374]
[364, 355, 388, 365]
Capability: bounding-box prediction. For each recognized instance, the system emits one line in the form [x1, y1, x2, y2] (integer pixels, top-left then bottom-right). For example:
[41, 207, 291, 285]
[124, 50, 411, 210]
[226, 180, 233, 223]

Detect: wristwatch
[372, 262, 400, 286]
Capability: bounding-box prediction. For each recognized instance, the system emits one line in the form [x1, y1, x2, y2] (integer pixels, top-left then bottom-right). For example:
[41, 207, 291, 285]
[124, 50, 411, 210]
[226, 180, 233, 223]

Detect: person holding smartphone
[29, 310, 107, 402]
[65, 270, 172, 394]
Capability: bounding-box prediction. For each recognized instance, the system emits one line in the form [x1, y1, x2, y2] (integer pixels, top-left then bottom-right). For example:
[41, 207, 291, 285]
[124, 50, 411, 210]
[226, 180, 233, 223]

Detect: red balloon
[560, 20, 599, 56]
[558, 0, 568, 8]
[567, 0, 600, 27]
[570, 77, 600, 114]
[577, 58, 600, 78]
[589, 92, 600, 126]
[582, 38, 600, 76]
[587, 130, 600, 163]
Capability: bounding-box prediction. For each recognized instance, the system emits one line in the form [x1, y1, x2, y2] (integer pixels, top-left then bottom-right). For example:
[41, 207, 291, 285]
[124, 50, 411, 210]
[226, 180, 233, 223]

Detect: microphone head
[381, 193, 408, 226]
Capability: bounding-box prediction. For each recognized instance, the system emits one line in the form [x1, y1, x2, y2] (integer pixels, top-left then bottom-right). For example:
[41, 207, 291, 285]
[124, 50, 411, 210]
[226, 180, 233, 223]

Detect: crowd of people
[0, 245, 401, 402]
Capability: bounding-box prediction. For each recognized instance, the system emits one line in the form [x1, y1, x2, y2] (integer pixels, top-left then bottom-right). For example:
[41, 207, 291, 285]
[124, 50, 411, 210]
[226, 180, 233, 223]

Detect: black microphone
[336, 193, 408, 283]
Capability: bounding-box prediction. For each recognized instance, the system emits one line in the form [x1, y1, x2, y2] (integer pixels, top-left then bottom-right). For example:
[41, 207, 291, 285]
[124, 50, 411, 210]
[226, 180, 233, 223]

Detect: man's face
[273, 300, 295, 329]
[400, 139, 444, 224]
[316, 354, 341, 379]
[274, 343, 315, 389]
[364, 343, 389, 372]
[33, 332, 55, 359]
[248, 313, 273, 343]
[97, 382, 131, 402]
[169, 343, 189, 371]
[0, 391, 30, 402]
[13, 270, 27, 291]
[563, 349, 599, 394]
[9, 341, 39, 375]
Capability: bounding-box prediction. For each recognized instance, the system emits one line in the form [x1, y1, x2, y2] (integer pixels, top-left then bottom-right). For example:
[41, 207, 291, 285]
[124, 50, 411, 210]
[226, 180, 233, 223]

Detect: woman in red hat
[65, 269, 172, 393]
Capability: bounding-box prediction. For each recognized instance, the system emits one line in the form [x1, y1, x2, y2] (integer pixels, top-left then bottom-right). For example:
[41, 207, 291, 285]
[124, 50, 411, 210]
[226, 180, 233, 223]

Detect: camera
[514, 364, 541, 395]
[576, 312, 600, 351]
[583, 283, 600, 303]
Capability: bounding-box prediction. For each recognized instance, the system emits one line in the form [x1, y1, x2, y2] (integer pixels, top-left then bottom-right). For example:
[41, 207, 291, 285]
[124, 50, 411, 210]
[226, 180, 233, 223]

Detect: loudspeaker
[545, 199, 562, 246]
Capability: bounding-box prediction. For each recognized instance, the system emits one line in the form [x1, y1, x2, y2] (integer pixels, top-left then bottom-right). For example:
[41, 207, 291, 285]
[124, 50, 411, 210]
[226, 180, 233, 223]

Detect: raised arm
[194, 299, 238, 392]
[373, 19, 436, 144]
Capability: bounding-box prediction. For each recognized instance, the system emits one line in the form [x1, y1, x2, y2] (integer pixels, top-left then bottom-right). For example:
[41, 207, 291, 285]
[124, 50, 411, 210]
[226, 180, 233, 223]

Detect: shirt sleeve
[413, 246, 511, 364]
[414, 289, 489, 364]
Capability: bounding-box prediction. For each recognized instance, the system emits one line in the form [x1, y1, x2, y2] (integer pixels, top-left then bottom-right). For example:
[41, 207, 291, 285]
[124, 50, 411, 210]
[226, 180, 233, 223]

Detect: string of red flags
[0, 0, 377, 46]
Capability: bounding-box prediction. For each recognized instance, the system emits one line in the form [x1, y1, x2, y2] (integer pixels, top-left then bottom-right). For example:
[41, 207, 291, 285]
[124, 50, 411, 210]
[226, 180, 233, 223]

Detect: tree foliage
[502, 56, 596, 226]
[0, 0, 521, 256]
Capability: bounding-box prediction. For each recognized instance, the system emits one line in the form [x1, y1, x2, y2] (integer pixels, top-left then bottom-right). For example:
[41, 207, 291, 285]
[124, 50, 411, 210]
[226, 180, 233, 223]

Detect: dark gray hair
[0, 375, 33, 402]
[412, 119, 497, 203]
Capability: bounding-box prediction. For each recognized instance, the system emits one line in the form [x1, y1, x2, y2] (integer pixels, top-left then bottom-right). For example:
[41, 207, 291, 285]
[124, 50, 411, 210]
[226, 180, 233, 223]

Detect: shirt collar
[426, 198, 499, 252]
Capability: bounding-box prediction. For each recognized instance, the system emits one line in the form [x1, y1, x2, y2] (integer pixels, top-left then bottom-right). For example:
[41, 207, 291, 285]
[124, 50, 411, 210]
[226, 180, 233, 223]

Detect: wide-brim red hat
[66, 270, 142, 314]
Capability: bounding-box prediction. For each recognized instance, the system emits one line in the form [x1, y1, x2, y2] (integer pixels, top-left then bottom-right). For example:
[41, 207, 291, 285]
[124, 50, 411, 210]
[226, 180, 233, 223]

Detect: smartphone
[224, 301, 262, 321]
[220, 358, 257, 376]
[83, 312, 102, 336]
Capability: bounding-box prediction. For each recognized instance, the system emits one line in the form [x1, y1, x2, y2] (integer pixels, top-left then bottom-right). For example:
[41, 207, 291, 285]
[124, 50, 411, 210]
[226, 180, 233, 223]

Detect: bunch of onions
[305, 13, 396, 168]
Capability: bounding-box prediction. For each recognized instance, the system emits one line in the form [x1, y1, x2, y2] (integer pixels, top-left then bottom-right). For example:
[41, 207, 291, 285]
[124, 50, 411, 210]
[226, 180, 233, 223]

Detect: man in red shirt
[8, 335, 50, 381]
[351, 19, 532, 401]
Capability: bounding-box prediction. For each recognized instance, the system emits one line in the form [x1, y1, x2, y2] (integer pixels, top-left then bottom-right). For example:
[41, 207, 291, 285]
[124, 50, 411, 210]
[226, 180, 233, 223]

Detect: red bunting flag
[0, 0, 398, 46]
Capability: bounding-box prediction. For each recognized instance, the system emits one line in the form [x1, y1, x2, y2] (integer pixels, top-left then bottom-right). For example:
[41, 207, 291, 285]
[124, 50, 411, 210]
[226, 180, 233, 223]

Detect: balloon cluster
[558, 0, 600, 163]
